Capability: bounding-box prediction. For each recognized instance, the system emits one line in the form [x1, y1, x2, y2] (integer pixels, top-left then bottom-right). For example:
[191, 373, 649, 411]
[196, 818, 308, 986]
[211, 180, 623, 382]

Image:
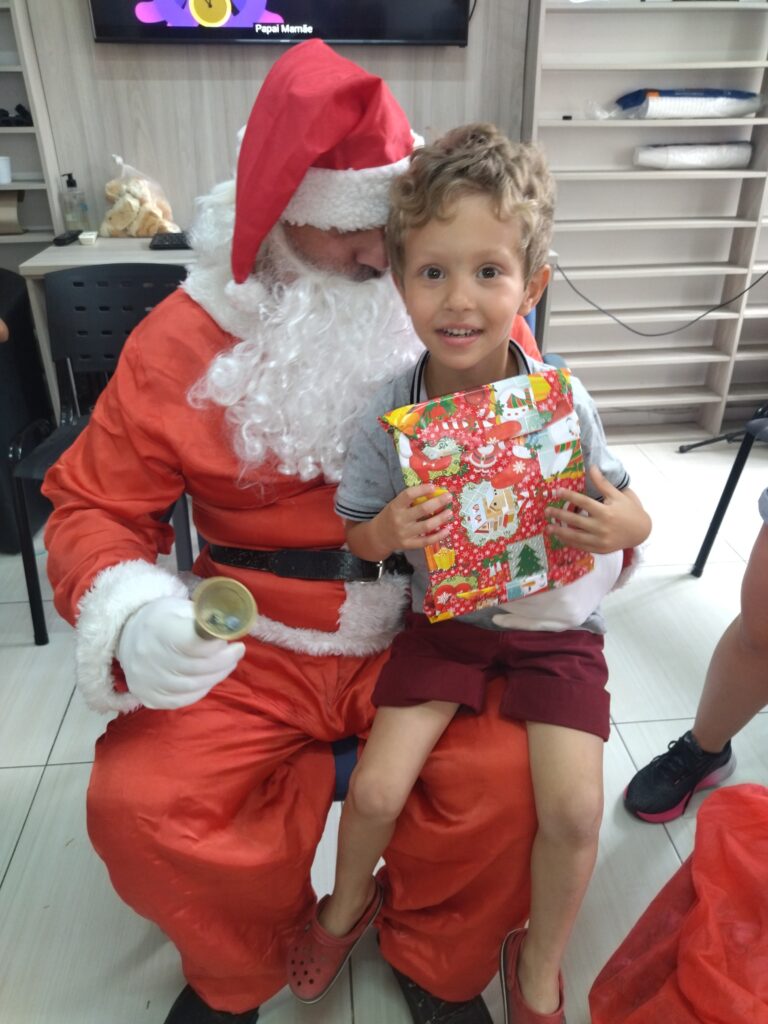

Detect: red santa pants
[87, 638, 537, 1013]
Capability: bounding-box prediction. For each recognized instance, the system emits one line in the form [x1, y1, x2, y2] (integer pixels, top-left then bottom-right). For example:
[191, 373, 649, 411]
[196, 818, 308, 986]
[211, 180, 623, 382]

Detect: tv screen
[89, 1, 470, 46]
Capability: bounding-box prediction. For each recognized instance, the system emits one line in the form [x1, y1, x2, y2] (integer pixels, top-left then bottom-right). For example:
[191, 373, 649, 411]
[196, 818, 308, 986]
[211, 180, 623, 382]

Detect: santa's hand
[117, 596, 246, 710]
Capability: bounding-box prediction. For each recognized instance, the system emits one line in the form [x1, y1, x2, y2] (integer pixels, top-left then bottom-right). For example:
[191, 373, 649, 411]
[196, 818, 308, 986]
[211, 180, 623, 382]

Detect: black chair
[11, 263, 192, 645]
[691, 404, 768, 577]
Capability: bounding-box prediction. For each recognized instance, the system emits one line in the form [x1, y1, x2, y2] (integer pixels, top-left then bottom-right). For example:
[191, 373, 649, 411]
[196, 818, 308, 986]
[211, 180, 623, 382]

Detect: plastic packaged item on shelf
[633, 142, 752, 170]
[588, 89, 764, 121]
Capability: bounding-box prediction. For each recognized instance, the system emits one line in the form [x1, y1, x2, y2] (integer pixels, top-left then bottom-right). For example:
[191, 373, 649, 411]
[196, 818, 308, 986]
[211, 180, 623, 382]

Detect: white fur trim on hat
[282, 132, 423, 232]
[74, 560, 189, 714]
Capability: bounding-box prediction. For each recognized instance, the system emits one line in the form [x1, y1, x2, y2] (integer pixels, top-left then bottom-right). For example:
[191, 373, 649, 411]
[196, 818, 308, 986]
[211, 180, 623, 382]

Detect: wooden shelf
[0, 180, 46, 190]
[0, 0, 61, 261]
[546, 2, 765, 11]
[590, 386, 722, 411]
[563, 347, 730, 370]
[604, 422, 712, 445]
[540, 118, 768, 128]
[727, 383, 768, 403]
[555, 217, 757, 232]
[554, 170, 766, 181]
[734, 343, 768, 362]
[543, 60, 768, 70]
[526, 0, 768, 441]
[550, 306, 739, 327]
[557, 262, 749, 280]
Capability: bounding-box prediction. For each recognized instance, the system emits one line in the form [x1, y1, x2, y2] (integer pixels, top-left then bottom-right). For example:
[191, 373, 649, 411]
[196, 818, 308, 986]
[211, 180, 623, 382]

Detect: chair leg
[12, 474, 49, 645]
[171, 494, 194, 573]
[691, 431, 756, 578]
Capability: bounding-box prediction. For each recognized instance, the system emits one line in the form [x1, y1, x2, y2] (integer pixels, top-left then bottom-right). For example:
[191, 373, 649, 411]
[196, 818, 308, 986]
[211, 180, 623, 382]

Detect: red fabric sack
[589, 784, 768, 1023]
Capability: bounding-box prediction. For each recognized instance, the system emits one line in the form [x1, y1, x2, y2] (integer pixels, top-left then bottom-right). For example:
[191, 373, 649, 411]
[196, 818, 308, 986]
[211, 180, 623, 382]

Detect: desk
[19, 238, 194, 422]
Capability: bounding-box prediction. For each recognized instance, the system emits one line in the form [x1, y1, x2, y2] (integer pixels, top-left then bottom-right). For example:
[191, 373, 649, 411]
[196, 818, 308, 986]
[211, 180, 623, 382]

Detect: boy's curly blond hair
[387, 123, 555, 285]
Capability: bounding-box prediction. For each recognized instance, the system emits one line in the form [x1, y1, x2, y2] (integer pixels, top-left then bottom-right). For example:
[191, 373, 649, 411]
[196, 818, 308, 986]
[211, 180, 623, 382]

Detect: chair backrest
[44, 262, 187, 373]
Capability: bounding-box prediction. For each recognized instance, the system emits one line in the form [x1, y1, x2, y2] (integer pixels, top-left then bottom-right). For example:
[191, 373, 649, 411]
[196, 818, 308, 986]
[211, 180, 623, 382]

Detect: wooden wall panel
[27, 0, 528, 228]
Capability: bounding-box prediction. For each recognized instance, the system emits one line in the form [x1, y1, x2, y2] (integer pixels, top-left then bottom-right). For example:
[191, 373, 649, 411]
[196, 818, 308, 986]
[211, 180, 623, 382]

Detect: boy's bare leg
[517, 722, 604, 1014]
[320, 700, 458, 937]
[692, 523, 768, 753]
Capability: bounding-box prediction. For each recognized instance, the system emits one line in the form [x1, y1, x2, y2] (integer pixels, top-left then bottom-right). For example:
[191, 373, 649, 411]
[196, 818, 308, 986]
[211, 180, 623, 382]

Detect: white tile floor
[1, 440, 766, 1024]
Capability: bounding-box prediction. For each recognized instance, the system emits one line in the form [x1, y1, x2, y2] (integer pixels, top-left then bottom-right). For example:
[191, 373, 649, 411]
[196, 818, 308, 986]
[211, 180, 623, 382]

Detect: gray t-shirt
[335, 342, 630, 633]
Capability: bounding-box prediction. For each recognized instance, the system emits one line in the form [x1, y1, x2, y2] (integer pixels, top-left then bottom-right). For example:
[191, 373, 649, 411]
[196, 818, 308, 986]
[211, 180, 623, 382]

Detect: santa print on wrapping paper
[381, 368, 595, 622]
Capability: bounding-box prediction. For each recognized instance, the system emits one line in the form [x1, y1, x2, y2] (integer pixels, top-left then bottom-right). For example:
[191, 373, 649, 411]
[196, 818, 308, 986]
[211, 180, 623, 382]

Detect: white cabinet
[0, 0, 61, 259]
[524, 0, 768, 442]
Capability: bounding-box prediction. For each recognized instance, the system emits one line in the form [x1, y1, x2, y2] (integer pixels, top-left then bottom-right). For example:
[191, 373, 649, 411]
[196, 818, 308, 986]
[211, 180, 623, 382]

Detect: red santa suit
[42, 41, 542, 1015]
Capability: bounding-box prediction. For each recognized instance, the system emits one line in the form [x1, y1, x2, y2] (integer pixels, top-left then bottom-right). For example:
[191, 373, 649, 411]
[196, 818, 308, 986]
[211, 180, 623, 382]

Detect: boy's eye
[422, 266, 443, 280]
[479, 266, 500, 279]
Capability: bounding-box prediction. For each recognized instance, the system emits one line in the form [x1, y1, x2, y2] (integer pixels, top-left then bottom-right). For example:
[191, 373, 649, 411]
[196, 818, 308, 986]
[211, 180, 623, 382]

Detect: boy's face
[395, 193, 549, 392]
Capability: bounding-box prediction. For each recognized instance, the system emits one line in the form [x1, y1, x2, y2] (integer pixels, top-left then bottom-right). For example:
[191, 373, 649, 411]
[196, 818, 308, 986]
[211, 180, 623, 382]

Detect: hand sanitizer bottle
[60, 172, 90, 232]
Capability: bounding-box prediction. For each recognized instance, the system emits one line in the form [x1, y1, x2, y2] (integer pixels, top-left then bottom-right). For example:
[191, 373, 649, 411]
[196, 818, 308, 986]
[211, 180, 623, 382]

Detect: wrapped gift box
[381, 367, 594, 622]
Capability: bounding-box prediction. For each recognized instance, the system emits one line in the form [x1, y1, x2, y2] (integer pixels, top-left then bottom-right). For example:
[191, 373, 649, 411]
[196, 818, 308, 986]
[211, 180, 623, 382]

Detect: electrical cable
[469, 0, 478, 22]
[554, 262, 768, 338]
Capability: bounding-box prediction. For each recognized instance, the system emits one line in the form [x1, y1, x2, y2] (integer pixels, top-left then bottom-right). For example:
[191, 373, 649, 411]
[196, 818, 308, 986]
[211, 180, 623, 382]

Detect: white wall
[29, 0, 530, 229]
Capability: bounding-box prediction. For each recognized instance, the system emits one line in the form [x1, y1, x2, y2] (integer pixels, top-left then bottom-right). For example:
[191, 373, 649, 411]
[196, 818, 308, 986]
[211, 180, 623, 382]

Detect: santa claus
[43, 40, 541, 1024]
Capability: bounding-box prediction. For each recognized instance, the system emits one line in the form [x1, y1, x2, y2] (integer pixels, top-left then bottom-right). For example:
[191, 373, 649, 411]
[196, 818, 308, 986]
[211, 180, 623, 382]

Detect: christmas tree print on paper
[505, 535, 549, 600]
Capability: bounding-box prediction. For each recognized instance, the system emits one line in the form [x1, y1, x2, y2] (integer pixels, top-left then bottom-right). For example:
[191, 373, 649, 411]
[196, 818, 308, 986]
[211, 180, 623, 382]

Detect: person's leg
[321, 701, 457, 936]
[87, 639, 378, 1015]
[692, 522, 768, 751]
[515, 723, 604, 1014]
[379, 678, 538, 1002]
[625, 522, 768, 822]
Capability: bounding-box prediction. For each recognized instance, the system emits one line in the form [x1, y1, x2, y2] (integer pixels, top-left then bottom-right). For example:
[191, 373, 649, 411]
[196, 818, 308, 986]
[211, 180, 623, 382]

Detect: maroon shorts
[374, 611, 610, 740]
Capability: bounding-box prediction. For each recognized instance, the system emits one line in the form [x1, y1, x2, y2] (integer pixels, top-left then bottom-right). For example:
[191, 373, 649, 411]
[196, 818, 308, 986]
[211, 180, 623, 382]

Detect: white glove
[117, 596, 246, 710]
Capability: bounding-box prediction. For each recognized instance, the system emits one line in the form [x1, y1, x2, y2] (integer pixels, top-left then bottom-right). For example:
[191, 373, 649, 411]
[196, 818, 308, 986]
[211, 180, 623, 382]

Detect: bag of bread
[99, 154, 180, 237]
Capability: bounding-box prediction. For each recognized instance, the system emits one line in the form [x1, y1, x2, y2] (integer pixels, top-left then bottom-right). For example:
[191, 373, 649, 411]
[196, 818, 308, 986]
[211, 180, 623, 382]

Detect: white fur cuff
[249, 575, 409, 656]
[614, 541, 647, 591]
[75, 560, 189, 714]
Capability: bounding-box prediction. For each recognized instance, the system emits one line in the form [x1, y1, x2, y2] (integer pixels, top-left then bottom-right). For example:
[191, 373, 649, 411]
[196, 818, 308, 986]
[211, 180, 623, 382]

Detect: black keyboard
[149, 231, 191, 250]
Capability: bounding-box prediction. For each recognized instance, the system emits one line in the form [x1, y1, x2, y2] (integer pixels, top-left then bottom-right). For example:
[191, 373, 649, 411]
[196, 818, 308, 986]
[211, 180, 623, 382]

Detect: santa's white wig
[184, 178, 420, 482]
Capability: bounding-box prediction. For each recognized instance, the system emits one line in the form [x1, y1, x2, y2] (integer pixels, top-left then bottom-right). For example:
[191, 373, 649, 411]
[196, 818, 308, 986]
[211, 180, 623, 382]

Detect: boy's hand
[367, 484, 453, 557]
[546, 466, 651, 553]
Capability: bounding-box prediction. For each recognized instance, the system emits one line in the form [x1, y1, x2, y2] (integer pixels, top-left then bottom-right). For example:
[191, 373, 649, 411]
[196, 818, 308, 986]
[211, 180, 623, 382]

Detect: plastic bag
[633, 142, 752, 170]
[588, 89, 764, 121]
[99, 154, 180, 237]
[589, 784, 768, 1023]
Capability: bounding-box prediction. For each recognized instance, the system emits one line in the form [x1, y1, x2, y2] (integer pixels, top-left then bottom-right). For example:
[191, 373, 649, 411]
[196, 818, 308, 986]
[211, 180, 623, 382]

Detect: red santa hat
[231, 39, 418, 283]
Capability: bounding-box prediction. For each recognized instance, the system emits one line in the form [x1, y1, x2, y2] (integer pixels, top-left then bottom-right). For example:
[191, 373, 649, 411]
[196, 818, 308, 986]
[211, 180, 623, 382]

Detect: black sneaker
[163, 985, 259, 1023]
[391, 966, 493, 1024]
[624, 730, 736, 823]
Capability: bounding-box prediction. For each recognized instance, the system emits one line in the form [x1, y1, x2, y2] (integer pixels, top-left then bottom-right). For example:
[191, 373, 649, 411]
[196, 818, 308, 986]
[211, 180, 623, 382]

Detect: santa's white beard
[186, 219, 420, 482]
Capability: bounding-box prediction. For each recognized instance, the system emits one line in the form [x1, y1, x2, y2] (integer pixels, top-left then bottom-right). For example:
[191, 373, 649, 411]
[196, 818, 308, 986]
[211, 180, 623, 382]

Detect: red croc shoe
[287, 881, 384, 1004]
[500, 929, 566, 1024]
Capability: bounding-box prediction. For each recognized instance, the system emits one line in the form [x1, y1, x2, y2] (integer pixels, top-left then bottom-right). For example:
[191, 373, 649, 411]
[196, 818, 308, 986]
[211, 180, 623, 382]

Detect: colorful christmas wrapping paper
[380, 368, 595, 622]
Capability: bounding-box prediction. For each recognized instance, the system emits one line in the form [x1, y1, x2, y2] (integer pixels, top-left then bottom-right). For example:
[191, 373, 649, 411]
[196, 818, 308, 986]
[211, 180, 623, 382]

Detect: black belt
[208, 545, 413, 582]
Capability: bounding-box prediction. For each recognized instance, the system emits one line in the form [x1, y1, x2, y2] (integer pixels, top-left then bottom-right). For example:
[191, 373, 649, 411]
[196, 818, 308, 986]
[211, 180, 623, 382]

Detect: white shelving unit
[523, 0, 768, 443]
[0, 0, 61, 257]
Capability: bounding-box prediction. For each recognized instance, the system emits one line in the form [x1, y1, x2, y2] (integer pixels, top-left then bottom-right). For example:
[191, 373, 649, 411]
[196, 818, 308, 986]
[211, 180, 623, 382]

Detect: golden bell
[192, 577, 257, 641]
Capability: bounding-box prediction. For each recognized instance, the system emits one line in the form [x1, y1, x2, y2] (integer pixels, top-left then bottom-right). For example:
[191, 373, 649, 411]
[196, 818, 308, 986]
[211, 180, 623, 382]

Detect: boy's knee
[348, 765, 407, 822]
[538, 787, 603, 846]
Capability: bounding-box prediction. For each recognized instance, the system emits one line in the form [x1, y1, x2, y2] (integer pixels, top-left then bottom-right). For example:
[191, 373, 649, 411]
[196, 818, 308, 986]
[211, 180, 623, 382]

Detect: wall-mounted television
[89, 1, 470, 47]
